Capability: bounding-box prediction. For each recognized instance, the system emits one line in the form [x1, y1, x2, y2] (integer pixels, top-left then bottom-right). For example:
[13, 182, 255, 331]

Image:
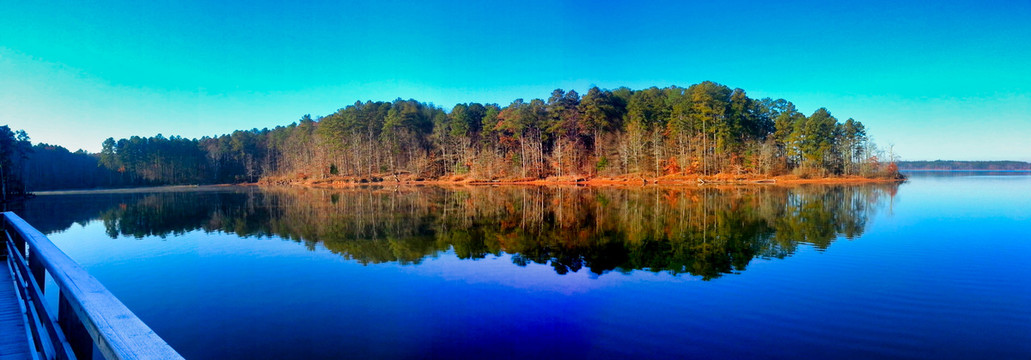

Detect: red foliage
[886, 162, 899, 175]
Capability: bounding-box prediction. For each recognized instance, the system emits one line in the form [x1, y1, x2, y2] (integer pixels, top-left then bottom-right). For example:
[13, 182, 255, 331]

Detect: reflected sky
[13, 176, 1031, 359]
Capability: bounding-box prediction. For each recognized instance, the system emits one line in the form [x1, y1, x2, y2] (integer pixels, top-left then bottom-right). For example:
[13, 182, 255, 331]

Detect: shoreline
[24, 175, 905, 196]
[261, 174, 906, 188]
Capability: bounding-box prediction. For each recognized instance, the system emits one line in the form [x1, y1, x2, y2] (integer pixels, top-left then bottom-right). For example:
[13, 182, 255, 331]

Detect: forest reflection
[25, 184, 896, 280]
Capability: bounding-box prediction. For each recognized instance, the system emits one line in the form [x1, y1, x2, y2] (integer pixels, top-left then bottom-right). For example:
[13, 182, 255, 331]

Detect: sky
[1, 0, 1029, 161]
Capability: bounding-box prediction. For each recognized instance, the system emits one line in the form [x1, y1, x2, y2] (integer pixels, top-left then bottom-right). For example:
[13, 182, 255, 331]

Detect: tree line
[96, 81, 899, 185]
[4, 81, 901, 192]
[0, 131, 136, 194]
[0, 125, 32, 200]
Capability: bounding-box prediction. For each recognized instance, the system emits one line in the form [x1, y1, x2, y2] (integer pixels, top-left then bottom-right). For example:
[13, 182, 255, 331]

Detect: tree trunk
[1, 164, 7, 202]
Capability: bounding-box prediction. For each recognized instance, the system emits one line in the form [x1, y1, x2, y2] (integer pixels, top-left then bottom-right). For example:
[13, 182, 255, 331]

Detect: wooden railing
[2, 212, 183, 360]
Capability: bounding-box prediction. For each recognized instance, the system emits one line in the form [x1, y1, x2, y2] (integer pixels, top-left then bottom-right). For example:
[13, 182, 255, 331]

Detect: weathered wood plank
[0, 260, 32, 360]
[8, 239, 75, 360]
[3, 212, 183, 360]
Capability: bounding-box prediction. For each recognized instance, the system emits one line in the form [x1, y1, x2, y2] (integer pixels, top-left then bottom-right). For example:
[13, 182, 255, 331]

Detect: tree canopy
[4, 81, 902, 191]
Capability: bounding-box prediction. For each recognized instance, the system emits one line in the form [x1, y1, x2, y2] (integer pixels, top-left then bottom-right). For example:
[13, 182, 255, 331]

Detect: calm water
[13, 173, 1031, 359]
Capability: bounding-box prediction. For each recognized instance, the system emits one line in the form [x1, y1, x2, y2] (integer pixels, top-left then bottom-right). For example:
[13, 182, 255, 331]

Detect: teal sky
[2, 0, 1029, 160]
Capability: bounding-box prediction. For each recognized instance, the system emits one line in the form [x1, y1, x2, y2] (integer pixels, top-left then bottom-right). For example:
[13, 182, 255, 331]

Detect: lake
[12, 173, 1031, 359]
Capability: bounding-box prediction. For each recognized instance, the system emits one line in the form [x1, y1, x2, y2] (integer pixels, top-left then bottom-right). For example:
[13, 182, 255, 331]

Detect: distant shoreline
[897, 160, 1031, 171]
[902, 169, 1031, 172]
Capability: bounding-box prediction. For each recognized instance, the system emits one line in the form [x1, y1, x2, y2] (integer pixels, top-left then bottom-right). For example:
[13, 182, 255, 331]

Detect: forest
[0, 129, 132, 195]
[2, 81, 901, 193]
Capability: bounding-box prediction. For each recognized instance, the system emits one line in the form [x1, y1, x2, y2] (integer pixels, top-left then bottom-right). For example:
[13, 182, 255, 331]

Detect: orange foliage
[685, 160, 701, 175]
[663, 157, 681, 175]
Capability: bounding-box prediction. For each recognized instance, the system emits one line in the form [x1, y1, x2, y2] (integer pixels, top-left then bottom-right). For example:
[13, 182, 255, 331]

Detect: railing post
[28, 247, 46, 293]
[5, 217, 27, 256]
[59, 290, 95, 360]
[3, 213, 20, 258]
[0, 215, 5, 257]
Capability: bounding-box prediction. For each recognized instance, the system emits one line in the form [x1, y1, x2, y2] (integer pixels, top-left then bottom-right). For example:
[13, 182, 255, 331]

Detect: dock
[1, 261, 31, 359]
[0, 212, 182, 360]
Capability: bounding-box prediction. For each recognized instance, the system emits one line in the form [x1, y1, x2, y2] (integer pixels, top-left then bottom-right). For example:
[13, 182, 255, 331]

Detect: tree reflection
[21, 184, 896, 280]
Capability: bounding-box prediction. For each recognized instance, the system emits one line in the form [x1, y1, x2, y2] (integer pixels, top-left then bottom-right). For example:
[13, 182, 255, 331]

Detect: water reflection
[21, 184, 896, 280]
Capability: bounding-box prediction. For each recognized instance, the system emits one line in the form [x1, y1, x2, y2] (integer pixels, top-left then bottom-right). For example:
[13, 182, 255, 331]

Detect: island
[2, 81, 905, 196]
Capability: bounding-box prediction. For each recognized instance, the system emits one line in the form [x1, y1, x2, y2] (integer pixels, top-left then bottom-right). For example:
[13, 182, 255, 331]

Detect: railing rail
[3, 212, 183, 360]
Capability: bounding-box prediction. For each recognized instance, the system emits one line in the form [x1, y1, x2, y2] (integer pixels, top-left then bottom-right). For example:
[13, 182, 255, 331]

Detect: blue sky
[1, 0, 1029, 160]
